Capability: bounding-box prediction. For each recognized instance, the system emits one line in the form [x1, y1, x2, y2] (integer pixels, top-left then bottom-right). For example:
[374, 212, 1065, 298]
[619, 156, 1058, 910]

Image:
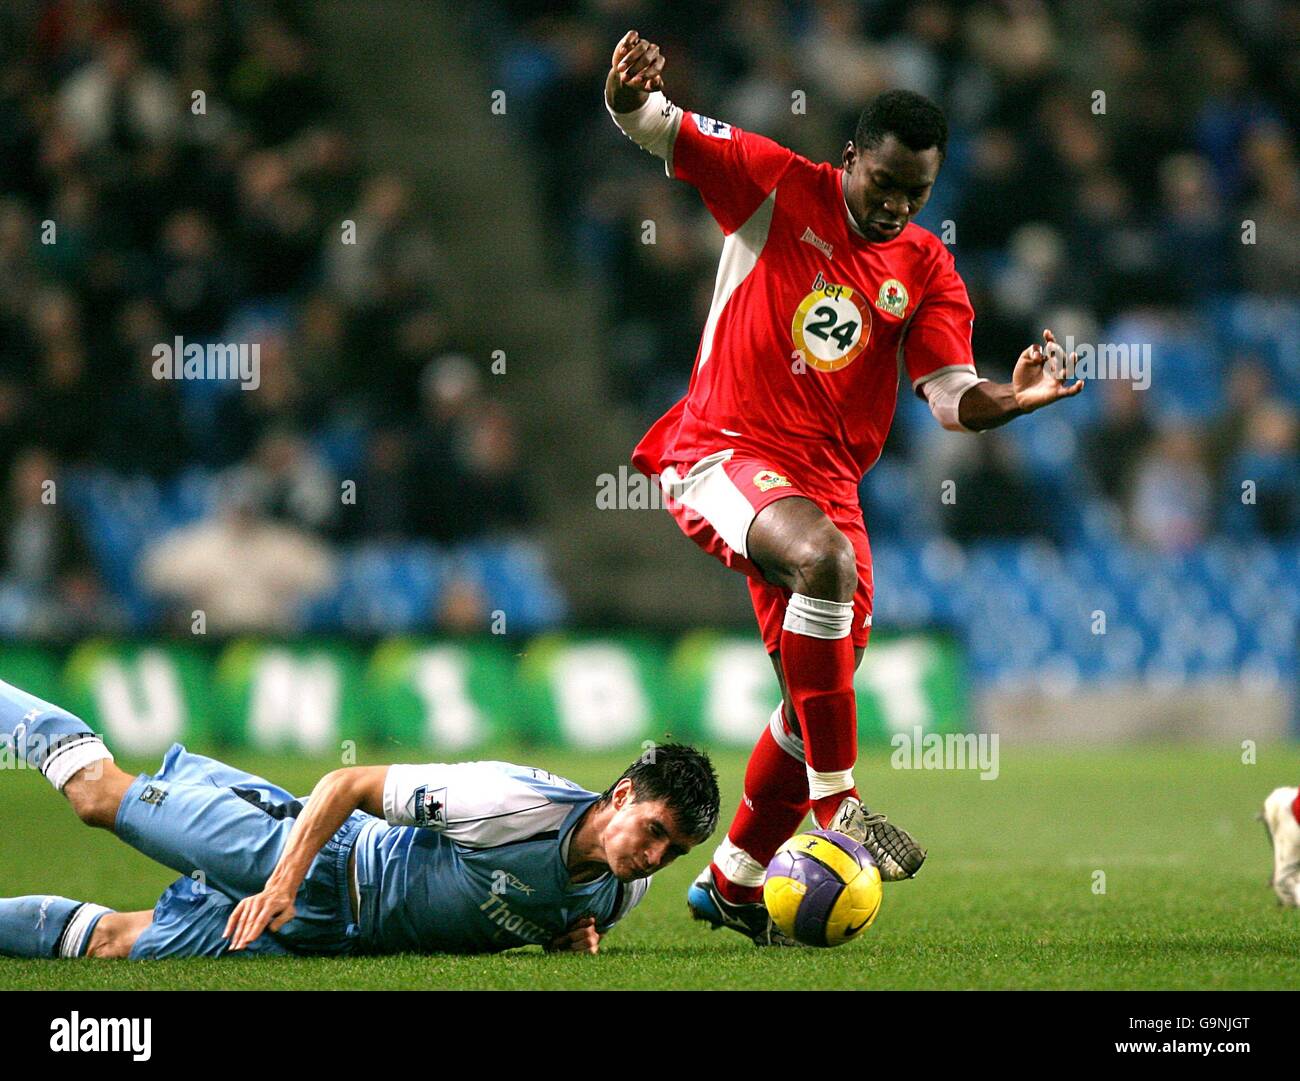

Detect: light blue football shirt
[350, 762, 650, 954]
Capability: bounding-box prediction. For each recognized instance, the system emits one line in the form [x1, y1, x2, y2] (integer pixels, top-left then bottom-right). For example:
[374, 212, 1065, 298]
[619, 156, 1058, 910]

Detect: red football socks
[780, 593, 858, 828]
[713, 717, 809, 904]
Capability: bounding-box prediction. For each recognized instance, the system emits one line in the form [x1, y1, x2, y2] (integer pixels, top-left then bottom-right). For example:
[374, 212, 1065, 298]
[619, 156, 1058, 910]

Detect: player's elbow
[328, 765, 389, 818]
[921, 371, 986, 433]
[935, 413, 970, 433]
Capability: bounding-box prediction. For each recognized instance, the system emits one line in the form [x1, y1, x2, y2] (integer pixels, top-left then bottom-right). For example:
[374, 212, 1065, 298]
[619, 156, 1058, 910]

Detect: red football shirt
[631, 109, 977, 510]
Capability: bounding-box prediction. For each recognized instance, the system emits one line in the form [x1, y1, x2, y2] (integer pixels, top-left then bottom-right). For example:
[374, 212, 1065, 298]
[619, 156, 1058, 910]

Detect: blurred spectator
[327, 174, 440, 306]
[438, 575, 490, 635]
[98, 300, 189, 478]
[229, 14, 334, 146]
[1240, 122, 1300, 297]
[1083, 381, 1154, 506]
[57, 31, 177, 151]
[340, 426, 416, 542]
[223, 428, 338, 536]
[1129, 428, 1212, 552]
[157, 207, 239, 337]
[1221, 401, 1300, 538]
[412, 354, 535, 543]
[953, 128, 1035, 252]
[938, 435, 1052, 543]
[232, 150, 319, 298]
[1208, 355, 1273, 479]
[327, 175, 447, 413]
[141, 487, 335, 633]
[0, 447, 108, 634]
[1155, 153, 1229, 302]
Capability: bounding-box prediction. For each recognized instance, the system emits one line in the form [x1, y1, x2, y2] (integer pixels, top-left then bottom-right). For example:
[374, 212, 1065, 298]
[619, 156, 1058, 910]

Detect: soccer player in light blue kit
[0, 678, 719, 959]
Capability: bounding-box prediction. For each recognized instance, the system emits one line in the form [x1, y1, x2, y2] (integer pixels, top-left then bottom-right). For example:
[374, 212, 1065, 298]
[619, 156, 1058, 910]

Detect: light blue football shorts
[115, 743, 366, 960]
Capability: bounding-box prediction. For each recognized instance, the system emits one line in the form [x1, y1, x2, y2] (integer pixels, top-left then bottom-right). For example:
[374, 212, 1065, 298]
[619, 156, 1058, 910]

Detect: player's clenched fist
[607, 30, 664, 113]
[545, 915, 600, 955]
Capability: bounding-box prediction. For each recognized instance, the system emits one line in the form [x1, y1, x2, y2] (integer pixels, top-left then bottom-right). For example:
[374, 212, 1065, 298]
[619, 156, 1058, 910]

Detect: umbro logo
[800, 227, 833, 259]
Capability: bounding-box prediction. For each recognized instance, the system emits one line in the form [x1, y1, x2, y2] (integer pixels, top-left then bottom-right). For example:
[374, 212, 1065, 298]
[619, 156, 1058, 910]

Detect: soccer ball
[763, 829, 883, 947]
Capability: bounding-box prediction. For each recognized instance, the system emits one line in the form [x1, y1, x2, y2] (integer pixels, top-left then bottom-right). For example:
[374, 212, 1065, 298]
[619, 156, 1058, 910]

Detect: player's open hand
[611, 30, 665, 94]
[1012, 328, 1085, 413]
[222, 885, 297, 951]
[545, 915, 600, 955]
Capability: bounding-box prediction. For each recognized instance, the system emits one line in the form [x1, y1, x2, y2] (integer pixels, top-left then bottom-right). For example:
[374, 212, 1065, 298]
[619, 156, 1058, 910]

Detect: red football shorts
[659, 450, 873, 653]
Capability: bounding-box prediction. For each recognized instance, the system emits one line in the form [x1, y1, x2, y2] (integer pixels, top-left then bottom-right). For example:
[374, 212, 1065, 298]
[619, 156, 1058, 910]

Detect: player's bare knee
[64, 782, 111, 828]
[85, 911, 149, 959]
[84, 920, 125, 958]
[64, 761, 131, 830]
[789, 527, 856, 601]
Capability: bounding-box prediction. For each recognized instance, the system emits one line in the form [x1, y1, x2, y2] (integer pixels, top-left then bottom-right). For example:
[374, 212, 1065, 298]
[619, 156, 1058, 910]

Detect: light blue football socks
[0, 681, 118, 958]
[0, 678, 113, 790]
[0, 896, 113, 958]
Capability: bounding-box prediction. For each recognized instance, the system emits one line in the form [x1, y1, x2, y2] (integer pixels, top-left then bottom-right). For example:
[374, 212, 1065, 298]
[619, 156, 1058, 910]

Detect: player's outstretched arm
[605, 29, 665, 113]
[222, 765, 387, 950]
[958, 328, 1084, 431]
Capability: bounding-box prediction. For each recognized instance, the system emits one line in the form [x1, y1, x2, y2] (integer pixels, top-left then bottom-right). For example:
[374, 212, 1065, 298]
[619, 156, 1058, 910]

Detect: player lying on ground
[606, 30, 1083, 944]
[0, 679, 718, 959]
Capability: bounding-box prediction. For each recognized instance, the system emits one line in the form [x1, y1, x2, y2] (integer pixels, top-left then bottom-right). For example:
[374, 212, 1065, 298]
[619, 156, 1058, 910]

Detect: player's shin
[0, 896, 114, 958]
[778, 594, 858, 828]
[711, 706, 809, 903]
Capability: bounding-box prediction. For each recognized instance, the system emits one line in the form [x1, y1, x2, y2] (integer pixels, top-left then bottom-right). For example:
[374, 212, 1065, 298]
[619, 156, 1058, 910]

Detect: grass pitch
[2, 742, 1298, 990]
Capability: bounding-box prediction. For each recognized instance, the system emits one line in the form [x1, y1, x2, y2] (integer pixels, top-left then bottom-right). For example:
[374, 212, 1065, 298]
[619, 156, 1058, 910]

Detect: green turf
[2, 742, 1299, 989]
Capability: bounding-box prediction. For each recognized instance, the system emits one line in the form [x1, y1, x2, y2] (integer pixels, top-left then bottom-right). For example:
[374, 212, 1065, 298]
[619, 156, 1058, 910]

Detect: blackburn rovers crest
[875, 279, 909, 318]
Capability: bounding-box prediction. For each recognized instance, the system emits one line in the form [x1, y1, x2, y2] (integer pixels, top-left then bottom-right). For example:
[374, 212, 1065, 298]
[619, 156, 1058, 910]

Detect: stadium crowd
[0, 0, 557, 637]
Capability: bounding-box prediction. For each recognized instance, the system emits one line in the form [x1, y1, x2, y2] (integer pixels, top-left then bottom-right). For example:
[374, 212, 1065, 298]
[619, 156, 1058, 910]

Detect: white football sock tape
[807, 766, 856, 801]
[59, 903, 112, 958]
[42, 736, 114, 792]
[782, 593, 853, 639]
[768, 703, 805, 761]
[713, 836, 767, 888]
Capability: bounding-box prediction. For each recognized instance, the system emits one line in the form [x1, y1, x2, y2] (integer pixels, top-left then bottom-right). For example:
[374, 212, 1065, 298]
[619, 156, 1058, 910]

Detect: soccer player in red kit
[606, 30, 1083, 944]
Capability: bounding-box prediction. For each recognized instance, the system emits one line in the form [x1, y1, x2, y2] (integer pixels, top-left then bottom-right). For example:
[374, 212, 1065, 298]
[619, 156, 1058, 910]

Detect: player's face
[604, 782, 698, 881]
[841, 134, 942, 242]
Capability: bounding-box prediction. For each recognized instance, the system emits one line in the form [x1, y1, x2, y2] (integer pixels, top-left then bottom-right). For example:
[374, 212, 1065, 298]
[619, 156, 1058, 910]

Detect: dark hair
[601, 742, 720, 839]
[854, 89, 948, 158]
